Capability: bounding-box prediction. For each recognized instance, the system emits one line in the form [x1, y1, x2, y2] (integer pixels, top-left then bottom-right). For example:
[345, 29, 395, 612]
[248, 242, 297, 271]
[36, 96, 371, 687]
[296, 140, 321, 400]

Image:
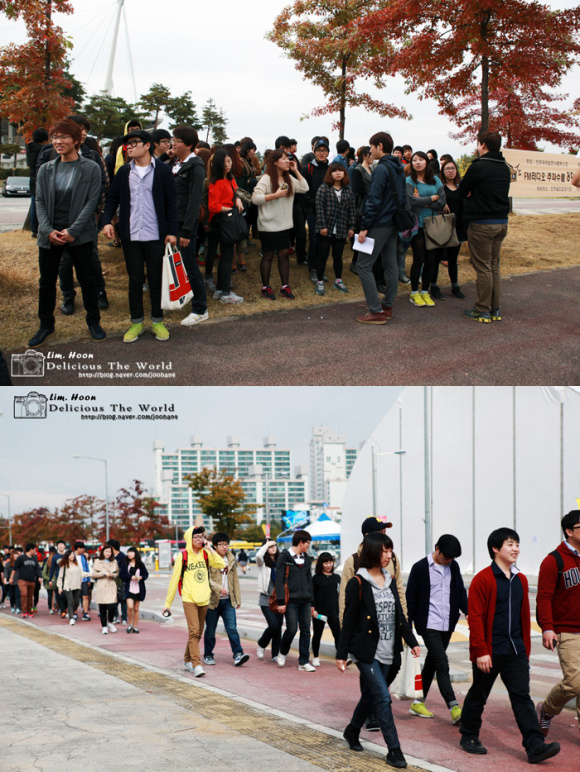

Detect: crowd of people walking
[22, 114, 514, 348]
[3, 507, 579, 769]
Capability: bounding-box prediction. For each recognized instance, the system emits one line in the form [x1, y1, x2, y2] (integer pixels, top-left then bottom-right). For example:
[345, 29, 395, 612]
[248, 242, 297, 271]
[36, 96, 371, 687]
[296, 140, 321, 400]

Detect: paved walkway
[7, 266, 580, 385]
[1, 582, 577, 772]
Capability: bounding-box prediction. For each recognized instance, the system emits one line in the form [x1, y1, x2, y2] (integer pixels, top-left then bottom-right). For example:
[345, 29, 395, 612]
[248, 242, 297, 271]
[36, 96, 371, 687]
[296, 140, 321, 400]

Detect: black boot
[452, 284, 466, 299]
[430, 284, 444, 300]
[61, 295, 75, 315]
[343, 724, 363, 752]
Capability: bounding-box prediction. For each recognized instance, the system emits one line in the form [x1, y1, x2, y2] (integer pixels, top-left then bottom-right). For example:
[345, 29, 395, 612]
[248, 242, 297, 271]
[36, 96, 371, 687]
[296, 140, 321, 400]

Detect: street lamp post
[74, 456, 110, 541]
[371, 445, 406, 520]
[0, 493, 11, 544]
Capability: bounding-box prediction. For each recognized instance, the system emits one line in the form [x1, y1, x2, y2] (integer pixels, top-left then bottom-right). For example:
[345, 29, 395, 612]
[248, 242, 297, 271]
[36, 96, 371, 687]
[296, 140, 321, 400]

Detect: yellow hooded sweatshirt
[164, 527, 225, 608]
[114, 120, 141, 176]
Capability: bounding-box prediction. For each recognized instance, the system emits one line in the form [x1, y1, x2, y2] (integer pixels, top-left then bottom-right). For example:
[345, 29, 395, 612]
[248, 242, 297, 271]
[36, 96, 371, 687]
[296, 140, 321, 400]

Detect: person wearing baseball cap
[339, 515, 405, 733]
[405, 534, 468, 724]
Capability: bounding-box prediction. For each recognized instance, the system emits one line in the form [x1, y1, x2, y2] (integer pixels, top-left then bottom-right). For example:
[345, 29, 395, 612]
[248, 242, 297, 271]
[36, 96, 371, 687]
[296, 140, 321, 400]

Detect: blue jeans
[204, 598, 243, 658]
[353, 660, 400, 751]
[280, 601, 311, 665]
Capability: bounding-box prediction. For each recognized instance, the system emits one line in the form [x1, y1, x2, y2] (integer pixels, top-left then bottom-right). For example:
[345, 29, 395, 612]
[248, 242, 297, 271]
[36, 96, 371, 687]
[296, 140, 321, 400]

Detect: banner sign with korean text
[503, 149, 580, 198]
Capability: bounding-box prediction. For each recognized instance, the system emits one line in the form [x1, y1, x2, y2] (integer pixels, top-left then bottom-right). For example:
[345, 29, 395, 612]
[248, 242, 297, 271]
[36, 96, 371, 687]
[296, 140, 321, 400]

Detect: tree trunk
[44, 1, 52, 125]
[481, 55, 489, 133]
[339, 57, 347, 140]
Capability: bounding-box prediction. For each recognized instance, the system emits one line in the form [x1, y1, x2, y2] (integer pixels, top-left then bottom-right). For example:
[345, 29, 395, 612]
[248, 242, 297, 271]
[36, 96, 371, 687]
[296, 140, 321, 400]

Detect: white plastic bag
[389, 646, 423, 700]
[161, 243, 193, 311]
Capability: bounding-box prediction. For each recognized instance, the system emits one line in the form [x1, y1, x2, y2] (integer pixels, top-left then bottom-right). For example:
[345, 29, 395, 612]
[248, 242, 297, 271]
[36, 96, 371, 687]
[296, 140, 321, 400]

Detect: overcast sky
[2, 0, 578, 158]
[0, 386, 401, 515]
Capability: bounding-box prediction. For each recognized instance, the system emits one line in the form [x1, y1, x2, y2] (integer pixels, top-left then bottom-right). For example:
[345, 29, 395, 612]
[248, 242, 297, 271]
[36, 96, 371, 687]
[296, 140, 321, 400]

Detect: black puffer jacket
[458, 151, 511, 221]
[275, 549, 314, 605]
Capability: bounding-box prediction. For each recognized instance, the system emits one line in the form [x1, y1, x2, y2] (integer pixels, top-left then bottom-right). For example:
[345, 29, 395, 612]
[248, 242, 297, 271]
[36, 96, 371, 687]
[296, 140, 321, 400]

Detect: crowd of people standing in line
[22, 113, 517, 350]
[3, 508, 579, 769]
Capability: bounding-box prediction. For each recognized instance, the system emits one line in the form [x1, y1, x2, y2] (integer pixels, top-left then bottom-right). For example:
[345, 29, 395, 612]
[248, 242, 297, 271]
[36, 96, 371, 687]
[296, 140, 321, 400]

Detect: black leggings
[99, 603, 117, 627]
[432, 244, 459, 286]
[260, 249, 290, 287]
[311, 613, 341, 657]
[316, 235, 345, 281]
[410, 228, 441, 292]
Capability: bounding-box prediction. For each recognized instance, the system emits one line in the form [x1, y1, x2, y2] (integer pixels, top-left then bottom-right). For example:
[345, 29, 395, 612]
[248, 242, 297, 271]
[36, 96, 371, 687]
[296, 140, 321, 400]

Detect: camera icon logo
[11, 350, 45, 378]
[13, 392, 48, 419]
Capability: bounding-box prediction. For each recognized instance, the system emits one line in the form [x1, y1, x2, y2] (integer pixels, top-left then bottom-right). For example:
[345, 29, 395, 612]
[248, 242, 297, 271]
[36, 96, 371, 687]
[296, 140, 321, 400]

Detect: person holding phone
[252, 149, 308, 300]
[337, 532, 420, 769]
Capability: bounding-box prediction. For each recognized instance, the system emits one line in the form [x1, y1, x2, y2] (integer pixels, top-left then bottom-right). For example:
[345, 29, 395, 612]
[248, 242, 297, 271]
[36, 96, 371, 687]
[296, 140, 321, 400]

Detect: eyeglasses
[126, 140, 144, 148]
[171, 139, 184, 145]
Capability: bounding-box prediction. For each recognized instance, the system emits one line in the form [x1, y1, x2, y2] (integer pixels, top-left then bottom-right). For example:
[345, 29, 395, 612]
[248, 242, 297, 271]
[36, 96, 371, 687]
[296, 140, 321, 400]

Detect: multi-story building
[309, 426, 358, 510]
[153, 436, 308, 532]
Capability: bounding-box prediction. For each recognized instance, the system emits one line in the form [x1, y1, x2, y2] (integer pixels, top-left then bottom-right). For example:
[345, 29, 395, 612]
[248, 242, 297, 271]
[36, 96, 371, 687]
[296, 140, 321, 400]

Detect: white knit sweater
[252, 174, 309, 232]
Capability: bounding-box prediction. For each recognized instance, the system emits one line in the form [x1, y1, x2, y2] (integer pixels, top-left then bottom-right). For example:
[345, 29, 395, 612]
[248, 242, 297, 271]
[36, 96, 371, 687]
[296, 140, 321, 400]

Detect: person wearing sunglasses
[405, 534, 468, 724]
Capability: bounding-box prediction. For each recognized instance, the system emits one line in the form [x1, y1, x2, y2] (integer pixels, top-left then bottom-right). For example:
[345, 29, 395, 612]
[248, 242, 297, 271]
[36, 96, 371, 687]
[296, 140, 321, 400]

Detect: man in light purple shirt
[406, 534, 468, 724]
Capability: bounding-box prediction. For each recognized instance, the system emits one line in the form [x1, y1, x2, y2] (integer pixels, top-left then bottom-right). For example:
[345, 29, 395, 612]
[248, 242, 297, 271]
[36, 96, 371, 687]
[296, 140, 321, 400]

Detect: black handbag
[213, 181, 249, 244]
[384, 163, 415, 232]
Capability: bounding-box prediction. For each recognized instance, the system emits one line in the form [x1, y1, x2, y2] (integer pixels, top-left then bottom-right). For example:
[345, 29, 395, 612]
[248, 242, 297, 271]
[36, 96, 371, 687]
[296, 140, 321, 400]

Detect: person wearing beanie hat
[339, 516, 405, 732]
[406, 534, 468, 723]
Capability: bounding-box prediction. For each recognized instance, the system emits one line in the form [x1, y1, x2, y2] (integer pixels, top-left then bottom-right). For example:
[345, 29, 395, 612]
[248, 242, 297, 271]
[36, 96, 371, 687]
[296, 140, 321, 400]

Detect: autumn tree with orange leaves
[269, 0, 409, 139]
[356, 0, 580, 148]
[0, 0, 75, 139]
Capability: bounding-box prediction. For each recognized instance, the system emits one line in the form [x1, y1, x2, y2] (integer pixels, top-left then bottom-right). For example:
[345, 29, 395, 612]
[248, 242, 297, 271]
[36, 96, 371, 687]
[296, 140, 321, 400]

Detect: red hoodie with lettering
[536, 542, 580, 634]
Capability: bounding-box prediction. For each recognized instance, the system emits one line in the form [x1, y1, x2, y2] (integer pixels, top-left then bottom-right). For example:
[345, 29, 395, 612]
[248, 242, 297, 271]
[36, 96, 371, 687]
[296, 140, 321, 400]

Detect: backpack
[177, 549, 209, 596]
[535, 550, 564, 625]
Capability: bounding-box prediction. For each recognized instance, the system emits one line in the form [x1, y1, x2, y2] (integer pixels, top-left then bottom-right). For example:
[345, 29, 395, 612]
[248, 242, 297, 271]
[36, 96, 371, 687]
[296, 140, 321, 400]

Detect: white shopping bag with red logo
[389, 645, 424, 700]
[161, 243, 193, 311]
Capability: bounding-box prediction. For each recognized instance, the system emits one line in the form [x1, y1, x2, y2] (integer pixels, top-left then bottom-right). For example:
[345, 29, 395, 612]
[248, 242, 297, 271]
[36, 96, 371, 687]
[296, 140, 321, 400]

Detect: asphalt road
[6, 266, 580, 386]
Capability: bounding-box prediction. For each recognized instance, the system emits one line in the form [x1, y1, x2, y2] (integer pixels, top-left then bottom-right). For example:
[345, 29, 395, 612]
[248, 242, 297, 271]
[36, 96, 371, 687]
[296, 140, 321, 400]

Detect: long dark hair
[59, 549, 77, 568]
[409, 151, 435, 185]
[126, 546, 144, 570]
[209, 148, 234, 185]
[224, 143, 243, 179]
[263, 541, 279, 569]
[264, 148, 292, 196]
[356, 146, 371, 165]
[359, 532, 393, 569]
[441, 159, 461, 186]
[315, 552, 335, 574]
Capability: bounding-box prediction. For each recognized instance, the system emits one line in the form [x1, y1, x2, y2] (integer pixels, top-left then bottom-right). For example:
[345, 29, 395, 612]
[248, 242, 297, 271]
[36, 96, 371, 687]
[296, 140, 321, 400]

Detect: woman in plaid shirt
[314, 164, 356, 296]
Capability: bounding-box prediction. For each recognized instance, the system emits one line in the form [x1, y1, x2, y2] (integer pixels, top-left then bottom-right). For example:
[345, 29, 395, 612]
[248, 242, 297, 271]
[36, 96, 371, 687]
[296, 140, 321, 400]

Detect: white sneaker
[102, 627, 108, 635]
[107, 622, 117, 633]
[181, 310, 209, 327]
[69, 618, 76, 626]
[298, 663, 316, 672]
[220, 291, 244, 305]
[49, 609, 54, 615]
[312, 657, 320, 667]
[183, 662, 194, 672]
[256, 645, 265, 660]
[277, 654, 286, 667]
[193, 666, 206, 677]
[122, 620, 127, 625]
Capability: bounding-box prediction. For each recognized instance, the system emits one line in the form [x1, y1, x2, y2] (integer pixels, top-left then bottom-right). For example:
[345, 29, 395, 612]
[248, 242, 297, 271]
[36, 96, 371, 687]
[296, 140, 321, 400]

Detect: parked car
[2, 176, 31, 197]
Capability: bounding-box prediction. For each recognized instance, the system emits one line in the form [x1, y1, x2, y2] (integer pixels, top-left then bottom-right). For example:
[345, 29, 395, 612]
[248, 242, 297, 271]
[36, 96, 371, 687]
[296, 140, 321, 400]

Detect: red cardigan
[208, 178, 237, 221]
[467, 565, 531, 662]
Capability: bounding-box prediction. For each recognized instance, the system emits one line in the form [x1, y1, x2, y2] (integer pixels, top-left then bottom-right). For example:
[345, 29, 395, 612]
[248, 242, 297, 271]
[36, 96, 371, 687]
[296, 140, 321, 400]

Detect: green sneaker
[123, 322, 145, 344]
[409, 702, 434, 719]
[451, 705, 462, 724]
[151, 322, 169, 341]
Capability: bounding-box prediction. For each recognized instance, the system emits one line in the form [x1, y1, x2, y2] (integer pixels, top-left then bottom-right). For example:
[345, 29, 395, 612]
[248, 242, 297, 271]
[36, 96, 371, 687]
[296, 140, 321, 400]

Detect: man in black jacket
[459, 130, 511, 323]
[357, 131, 407, 325]
[406, 534, 468, 724]
[302, 140, 330, 277]
[171, 126, 208, 327]
[102, 129, 178, 343]
[26, 128, 49, 238]
[275, 529, 316, 671]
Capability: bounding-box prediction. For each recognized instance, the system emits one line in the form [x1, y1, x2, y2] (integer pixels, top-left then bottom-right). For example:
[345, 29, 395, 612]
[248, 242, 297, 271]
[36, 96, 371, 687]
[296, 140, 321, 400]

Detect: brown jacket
[208, 550, 241, 610]
[91, 558, 119, 604]
[339, 543, 407, 623]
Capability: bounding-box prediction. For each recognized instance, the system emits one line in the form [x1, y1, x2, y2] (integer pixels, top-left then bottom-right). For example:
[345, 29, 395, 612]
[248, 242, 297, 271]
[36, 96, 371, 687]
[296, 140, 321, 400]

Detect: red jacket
[467, 565, 531, 661]
[208, 178, 237, 221]
[537, 542, 580, 634]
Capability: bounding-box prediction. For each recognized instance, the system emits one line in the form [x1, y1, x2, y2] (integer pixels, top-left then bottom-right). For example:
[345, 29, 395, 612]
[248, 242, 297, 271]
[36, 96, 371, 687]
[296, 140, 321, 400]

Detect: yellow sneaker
[410, 292, 425, 307]
[123, 322, 145, 344]
[409, 702, 434, 718]
[451, 705, 462, 724]
[151, 322, 169, 341]
[421, 291, 435, 307]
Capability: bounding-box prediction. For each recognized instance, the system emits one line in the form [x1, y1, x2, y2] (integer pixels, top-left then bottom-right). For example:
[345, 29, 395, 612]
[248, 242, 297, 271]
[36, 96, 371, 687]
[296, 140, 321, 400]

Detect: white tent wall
[341, 386, 580, 578]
